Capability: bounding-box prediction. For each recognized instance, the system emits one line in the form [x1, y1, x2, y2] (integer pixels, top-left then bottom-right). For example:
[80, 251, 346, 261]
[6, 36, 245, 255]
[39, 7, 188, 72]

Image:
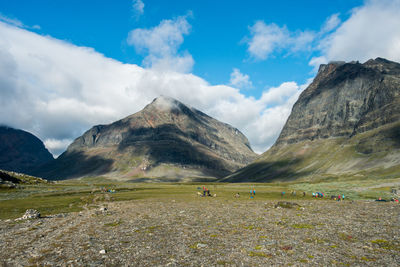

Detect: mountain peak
[225, 57, 400, 182]
[36, 97, 256, 180]
[147, 96, 185, 112]
[276, 57, 400, 146]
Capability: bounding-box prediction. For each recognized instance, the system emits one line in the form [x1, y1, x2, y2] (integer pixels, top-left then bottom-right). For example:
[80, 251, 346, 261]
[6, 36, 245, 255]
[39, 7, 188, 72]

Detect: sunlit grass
[1, 175, 398, 220]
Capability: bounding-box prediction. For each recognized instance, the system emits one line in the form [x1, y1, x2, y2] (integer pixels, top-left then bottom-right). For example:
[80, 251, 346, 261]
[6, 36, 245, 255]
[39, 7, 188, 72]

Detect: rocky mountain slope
[0, 169, 49, 188]
[0, 126, 53, 175]
[224, 58, 400, 182]
[36, 96, 256, 180]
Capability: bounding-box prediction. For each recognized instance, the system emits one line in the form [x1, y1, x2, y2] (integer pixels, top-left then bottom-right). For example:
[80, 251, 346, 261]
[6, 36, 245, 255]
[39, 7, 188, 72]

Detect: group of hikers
[312, 192, 345, 201]
[376, 197, 400, 202]
[280, 190, 346, 201]
[100, 187, 115, 193]
[201, 186, 212, 197]
[198, 186, 400, 203]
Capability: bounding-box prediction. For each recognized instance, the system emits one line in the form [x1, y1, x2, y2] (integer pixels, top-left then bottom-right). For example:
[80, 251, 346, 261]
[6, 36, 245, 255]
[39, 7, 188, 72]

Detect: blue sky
[1, 0, 364, 92]
[1, 0, 400, 155]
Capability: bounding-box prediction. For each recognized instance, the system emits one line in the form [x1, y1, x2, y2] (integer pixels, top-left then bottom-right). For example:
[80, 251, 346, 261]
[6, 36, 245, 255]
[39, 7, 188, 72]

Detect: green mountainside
[224, 58, 400, 182]
[35, 96, 257, 181]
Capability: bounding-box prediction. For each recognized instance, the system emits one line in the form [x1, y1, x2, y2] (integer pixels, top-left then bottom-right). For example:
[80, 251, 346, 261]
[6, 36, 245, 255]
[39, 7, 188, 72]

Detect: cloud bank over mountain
[1, 0, 399, 157]
[0, 21, 304, 156]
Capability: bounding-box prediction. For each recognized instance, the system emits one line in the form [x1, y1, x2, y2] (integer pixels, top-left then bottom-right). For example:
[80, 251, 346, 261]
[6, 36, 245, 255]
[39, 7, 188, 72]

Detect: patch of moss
[145, 225, 159, 233]
[360, 256, 376, 262]
[248, 251, 271, 258]
[371, 239, 388, 244]
[291, 223, 314, 229]
[216, 260, 232, 266]
[371, 239, 400, 251]
[104, 220, 122, 227]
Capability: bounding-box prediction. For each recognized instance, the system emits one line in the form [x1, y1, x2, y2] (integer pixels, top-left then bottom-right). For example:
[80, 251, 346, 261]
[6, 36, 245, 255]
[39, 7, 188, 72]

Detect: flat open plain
[1, 184, 399, 266]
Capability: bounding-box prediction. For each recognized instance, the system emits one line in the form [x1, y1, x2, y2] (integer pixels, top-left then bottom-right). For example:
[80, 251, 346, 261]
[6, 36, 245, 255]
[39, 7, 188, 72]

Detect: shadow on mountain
[356, 123, 400, 154]
[223, 158, 312, 183]
[33, 151, 114, 180]
[117, 124, 232, 178]
[387, 124, 400, 147]
[0, 170, 21, 184]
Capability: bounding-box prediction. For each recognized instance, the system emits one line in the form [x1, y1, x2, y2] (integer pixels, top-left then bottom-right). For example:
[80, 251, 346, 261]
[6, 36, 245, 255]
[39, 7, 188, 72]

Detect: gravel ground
[1, 198, 399, 266]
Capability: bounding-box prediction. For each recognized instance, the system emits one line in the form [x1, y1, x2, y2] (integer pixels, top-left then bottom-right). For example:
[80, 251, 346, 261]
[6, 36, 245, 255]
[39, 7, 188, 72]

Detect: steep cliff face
[36, 96, 256, 180]
[224, 58, 400, 182]
[0, 126, 53, 174]
[276, 58, 400, 145]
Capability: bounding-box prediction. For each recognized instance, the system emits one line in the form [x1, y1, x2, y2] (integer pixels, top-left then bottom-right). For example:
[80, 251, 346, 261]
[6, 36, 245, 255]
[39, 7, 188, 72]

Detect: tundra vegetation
[1, 175, 399, 266]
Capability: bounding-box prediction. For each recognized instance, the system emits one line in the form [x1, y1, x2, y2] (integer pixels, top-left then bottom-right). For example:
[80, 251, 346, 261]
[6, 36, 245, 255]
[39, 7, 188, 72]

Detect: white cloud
[320, 13, 341, 34]
[0, 21, 306, 155]
[311, 0, 400, 66]
[0, 14, 23, 28]
[308, 56, 328, 72]
[259, 82, 300, 106]
[246, 21, 289, 60]
[0, 13, 40, 30]
[229, 68, 253, 89]
[132, 0, 145, 17]
[127, 15, 193, 72]
[245, 20, 316, 60]
[246, 0, 400, 71]
[43, 138, 73, 157]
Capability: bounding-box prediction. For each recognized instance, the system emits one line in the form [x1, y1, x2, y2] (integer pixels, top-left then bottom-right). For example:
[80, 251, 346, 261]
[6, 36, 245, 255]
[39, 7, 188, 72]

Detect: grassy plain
[1, 175, 398, 220]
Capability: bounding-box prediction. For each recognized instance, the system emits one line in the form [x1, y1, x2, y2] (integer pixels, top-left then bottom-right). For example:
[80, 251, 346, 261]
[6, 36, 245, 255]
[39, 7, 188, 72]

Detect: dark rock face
[37, 96, 256, 180]
[276, 58, 400, 145]
[225, 58, 400, 182]
[0, 126, 53, 175]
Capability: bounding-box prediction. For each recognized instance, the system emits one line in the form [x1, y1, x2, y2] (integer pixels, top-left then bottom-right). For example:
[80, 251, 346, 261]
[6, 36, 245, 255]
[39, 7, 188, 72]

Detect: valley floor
[1, 197, 399, 266]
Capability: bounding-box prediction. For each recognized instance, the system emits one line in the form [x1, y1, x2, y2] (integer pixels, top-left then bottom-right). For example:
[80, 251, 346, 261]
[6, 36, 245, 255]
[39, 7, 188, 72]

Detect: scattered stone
[17, 209, 40, 220]
[274, 201, 300, 209]
[1, 199, 399, 266]
[197, 243, 207, 248]
[99, 207, 108, 212]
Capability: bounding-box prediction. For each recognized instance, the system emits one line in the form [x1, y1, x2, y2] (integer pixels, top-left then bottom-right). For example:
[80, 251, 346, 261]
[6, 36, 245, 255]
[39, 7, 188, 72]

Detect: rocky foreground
[1, 198, 399, 266]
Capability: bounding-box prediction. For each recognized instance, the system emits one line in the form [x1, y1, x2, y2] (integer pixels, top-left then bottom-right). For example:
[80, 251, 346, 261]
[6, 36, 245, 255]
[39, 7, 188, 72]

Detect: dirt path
[1, 199, 399, 266]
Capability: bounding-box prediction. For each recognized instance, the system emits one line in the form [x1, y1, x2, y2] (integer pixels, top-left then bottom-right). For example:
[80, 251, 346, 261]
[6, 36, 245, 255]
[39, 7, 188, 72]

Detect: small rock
[99, 249, 106, 254]
[197, 243, 207, 248]
[21, 209, 40, 220]
[99, 207, 108, 212]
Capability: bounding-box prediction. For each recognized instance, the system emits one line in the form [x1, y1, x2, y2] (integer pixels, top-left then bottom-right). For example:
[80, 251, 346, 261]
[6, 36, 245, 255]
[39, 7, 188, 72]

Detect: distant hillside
[0, 169, 49, 188]
[35, 96, 257, 180]
[224, 58, 400, 182]
[0, 126, 53, 175]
